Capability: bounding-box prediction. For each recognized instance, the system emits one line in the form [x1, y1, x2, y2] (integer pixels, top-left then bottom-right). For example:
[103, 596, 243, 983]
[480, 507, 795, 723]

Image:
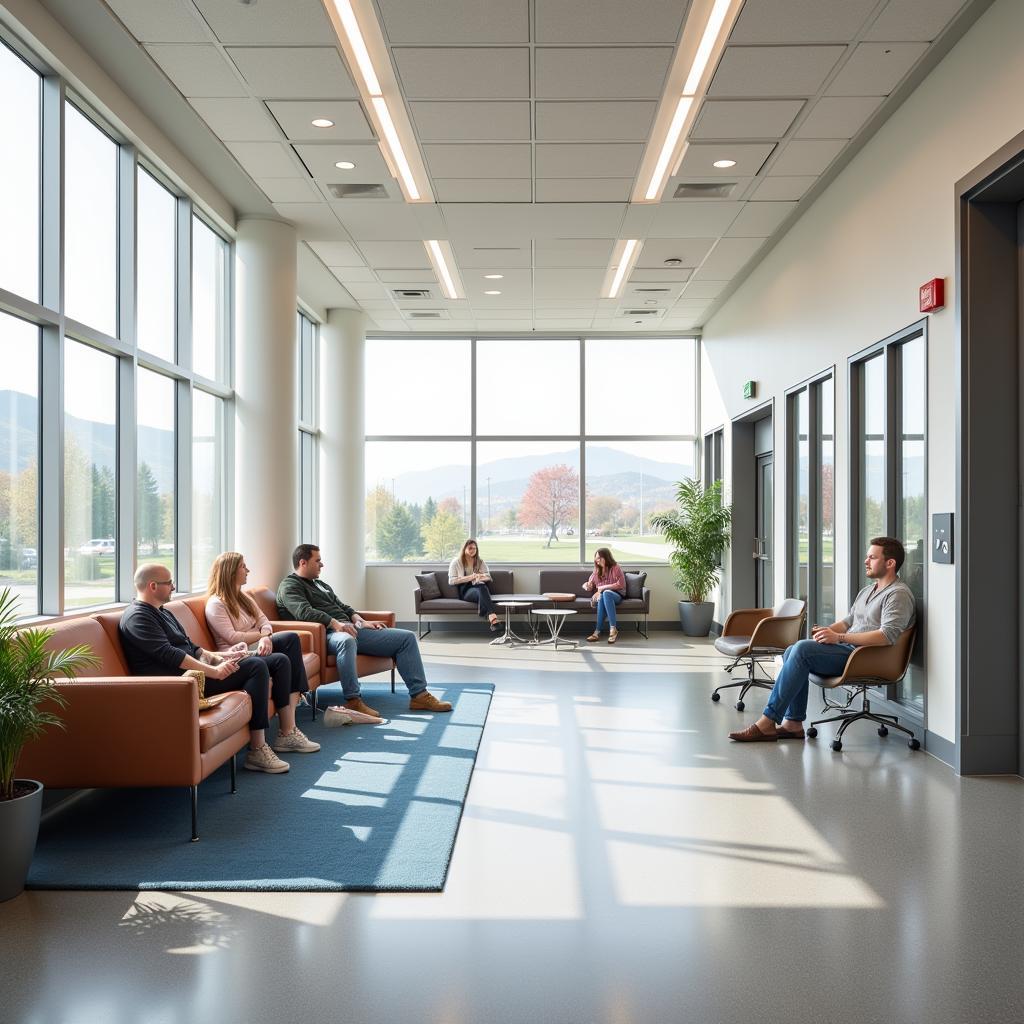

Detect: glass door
[756, 454, 774, 608]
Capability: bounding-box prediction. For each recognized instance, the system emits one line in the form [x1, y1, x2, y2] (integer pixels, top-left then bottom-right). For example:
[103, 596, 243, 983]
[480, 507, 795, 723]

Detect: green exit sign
[743, 380, 757, 399]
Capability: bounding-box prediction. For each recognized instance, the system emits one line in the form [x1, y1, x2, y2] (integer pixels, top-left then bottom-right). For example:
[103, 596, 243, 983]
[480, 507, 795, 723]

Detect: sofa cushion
[166, 599, 216, 652]
[198, 691, 252, 753]
[45, 615, 129, 676]
[436, 572, 460, 599]
[419, 598, 479, 612]
[416, 572, 442, 600]
[625, 571, 647, 600]
[537, 569, 590, 596]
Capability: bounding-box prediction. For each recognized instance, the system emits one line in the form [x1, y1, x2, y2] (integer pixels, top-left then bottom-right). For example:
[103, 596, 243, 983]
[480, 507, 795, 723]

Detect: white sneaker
[244, 744, 289, 773]
[324, 707, 354, 727]
[272, 727, 321, 753]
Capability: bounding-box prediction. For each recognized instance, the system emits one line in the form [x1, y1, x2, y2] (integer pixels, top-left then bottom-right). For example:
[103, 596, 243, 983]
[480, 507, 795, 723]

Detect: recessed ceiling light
[484, 274, 503, 280]
[713, 159, 737, 168]
[334, 160, 356, 169]
[664, 257, 683, 265]
[484, 290, 502, 296]
[311, 118, 335, 128]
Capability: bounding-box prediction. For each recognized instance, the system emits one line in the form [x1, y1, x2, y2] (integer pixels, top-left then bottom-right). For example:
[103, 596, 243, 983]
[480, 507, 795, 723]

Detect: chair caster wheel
[877, 726, 889, 737]
[806, 727, 818, 738]
[831, 739, 843, 752]
[735, 700, 745, 711]
[711, 692, 721, 702]
[908, 738, 921, 750]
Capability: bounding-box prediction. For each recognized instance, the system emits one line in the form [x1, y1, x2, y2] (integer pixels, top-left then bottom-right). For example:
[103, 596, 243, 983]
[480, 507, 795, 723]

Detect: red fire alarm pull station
[919, 277, 944, 313]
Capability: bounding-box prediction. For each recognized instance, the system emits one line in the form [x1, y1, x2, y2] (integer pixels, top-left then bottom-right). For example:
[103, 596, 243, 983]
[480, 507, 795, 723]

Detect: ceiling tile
[423, 143, 532, 178]
[394, 48, 530, 98]
[621, 281, 685, 303]
[452, 244, 532, 269]
[464, 269, 532, 295]
[266, 100, 373, 141]
[725, 201, 798, 237]
[533, 269, 606, 298]
[534, 297, 604, 308]
[795, 96, 884, 138]
[473, 308, 537, 320]
[329, 267, 379, 283]
[272, 202, 342, 238]
[104, 0, 208, 42]
[681, 281, 728, 298]
[377, 269, 438, 283]
[770, 139, 846, 175]
[626, 268, 692, 283]
[536, 179, 633, 202]
[748, 175, 817, 200]
[376, 0, 529, 43]
[256, 177, 320, 203]
[411, 101, 531, 141]
[345, 282, 394, 300]
[865, 0, 968, 42]
[146, 44, 246, 97]
[191, 0, 333, 44]
[307, 240, 365, 266]
[691, 100, 804, 140]
[226, 141, 304, 177]
[189, 98, 282, 141]
[535, 143, 644, 178]
[676, 142, 776, 177]
[535, 239, 616, 268]
[535, 102, 657, 142]
[710, 46, 845, 97]
[352, 242, 432, 271]
[443, 203, 626, 240]
[636, 238, 717, 268]
[292, 142, 392, 180]
[730, 0, 878, 44]
[826, 42, 929, 96]
[642, 203, 743, 238]
[333, 202, 445, 240]
[692, 237, 765, 279]
[226, 47, 357, 100]
[535, 47, 673, 99]
[535, 0, 686, 43]
[533, 319, 594, 329]
[433, 179, 533, 201]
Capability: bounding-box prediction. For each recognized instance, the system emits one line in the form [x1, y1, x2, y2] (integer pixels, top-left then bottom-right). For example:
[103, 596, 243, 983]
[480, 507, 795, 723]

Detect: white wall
[700, 0, 1024, 742]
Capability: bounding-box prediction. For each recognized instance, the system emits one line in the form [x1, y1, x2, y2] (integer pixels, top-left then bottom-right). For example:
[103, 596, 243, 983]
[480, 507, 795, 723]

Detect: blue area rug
[27, 684, 493, 892]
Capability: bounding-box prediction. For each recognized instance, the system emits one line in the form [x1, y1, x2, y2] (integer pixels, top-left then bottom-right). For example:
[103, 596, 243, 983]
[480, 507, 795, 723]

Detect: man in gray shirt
[730, 536, 916, 742]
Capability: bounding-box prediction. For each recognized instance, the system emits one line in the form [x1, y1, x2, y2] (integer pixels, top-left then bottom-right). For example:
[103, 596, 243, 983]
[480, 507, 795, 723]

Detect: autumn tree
[422, 509, 462, 561]
[519, 464, 579, 547]
[365, 484, 394, 533]
[585, 494, 622, 534]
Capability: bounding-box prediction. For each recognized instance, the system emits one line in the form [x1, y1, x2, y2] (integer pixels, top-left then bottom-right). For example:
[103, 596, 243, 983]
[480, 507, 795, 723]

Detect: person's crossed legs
[729, 638, 854, 742]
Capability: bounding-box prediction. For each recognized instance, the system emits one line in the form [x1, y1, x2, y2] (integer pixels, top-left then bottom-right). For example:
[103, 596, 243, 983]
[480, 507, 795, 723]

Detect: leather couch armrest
[641, 587, 651, 611]
[358, 610, 397, 628]
[269, 620, 324, 661]
[414, 589, 423, 611]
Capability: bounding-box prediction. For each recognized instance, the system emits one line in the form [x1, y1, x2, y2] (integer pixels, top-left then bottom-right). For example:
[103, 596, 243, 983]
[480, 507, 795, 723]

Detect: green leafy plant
[650, 478, 732, 604]
[0, 588, 98, 801]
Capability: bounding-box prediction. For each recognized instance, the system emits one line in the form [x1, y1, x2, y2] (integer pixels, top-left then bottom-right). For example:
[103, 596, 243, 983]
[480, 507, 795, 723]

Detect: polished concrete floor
[2, 634, 1023, 1024]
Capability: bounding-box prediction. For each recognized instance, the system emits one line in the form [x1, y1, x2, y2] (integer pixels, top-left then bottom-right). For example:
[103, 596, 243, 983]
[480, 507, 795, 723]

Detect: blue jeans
[325, 626, 428, 700]
[763, 638, 855, 723]
[594, 590, 623, 633]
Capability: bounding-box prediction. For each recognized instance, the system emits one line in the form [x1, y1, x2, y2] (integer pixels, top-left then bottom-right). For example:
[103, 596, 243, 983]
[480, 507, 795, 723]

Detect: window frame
[297, 309, 320, 542]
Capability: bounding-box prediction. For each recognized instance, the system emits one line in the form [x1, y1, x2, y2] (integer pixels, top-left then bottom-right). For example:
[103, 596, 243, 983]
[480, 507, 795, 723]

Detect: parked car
[78, 538, 115, 556]
[20, 548, 37, 569]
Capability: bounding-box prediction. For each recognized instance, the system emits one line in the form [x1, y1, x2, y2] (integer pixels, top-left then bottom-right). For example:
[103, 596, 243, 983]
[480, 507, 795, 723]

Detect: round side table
[531, 608, 578, 650]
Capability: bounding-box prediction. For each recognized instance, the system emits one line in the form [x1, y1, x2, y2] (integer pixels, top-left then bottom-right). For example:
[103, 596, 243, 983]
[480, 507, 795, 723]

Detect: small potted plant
[651, 478, 732, 637]
[0, 588, 97, 901]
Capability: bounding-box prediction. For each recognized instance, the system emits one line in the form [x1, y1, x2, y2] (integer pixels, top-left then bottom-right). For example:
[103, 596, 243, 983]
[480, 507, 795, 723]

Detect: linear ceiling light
[606, 239, 642, 299]
[372, 97, 419, 200]
[683, 0, 734, 95]
[329, 0, 381, 95]
[644, 97, 693, 201]
[425, 240, 461, 300]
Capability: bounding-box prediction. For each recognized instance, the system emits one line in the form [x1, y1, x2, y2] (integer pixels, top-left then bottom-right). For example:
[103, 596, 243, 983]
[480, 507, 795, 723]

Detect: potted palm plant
[651, 478, 732, 637]
[0, 588, 97, 901]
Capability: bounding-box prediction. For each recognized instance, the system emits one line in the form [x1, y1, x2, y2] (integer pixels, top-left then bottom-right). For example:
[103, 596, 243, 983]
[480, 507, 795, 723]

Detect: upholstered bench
[413, 569, 515, 637]
[537, 568, 651, 637]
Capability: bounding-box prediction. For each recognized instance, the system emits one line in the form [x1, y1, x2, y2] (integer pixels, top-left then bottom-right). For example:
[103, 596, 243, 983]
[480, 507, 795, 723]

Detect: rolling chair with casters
[712, 599, 806, 710]
[806, 626, 919, 752]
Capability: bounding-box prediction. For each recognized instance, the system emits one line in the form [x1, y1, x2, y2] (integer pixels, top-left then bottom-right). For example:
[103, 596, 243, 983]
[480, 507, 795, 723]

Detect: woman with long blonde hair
[448, 538, 499, 631]
[205, 552, 319, 768]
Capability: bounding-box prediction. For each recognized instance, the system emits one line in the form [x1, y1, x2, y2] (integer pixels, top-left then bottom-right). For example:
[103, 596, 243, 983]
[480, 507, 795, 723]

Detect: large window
[364, 336, 698, 563]
[786, 370, 835, 633]
[136, 168, 177, 362]
[0, 45, 234, 619]
[297, 311, 320, 542]
[64, 103, 118, 336]
[0, 42, 40, 303]
[851, 325, 927, 711]
[0, 313, 40, 618]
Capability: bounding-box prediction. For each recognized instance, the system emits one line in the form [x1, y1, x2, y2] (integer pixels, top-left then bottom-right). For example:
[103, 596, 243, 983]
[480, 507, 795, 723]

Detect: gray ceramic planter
[678, 600, 715, 637]
[0, 780, 43, 902]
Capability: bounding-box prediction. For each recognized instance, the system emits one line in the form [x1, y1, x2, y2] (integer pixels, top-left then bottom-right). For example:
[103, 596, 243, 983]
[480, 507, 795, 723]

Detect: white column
[233, 217, 298, 586]
[319, 307, 367, 604]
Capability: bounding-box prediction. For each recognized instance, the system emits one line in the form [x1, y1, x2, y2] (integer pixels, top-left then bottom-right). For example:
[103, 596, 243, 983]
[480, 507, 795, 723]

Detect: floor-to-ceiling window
[851, 324, 927, 712]
[297, 310, 320, 543]
[0, 38, 232, 617]
[786, 369, 835, 633]
[363, 336, 698, 564]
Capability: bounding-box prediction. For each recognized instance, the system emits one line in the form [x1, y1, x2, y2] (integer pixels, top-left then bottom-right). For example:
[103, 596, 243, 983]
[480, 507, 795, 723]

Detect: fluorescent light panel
[426, 240, 460, 299]
[607, 239, 641, 299]
[372, 96, 419, 201]
[329, 0, 381, 95]
[645, 97, 693, 201]
[683, 0, 733, 95]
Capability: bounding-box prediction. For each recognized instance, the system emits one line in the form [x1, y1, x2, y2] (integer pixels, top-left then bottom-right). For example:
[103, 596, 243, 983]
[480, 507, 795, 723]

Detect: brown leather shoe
[409, 690, 453, 712]
[344, 697, 381, 718]
[728, 722, 778, 742]
[776, 726, 805, 740]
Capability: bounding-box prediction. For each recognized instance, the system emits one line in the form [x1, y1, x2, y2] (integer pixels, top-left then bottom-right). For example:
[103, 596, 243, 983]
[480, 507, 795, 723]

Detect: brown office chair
[806, 626, 919, 752]
[712, 598, 806, 710]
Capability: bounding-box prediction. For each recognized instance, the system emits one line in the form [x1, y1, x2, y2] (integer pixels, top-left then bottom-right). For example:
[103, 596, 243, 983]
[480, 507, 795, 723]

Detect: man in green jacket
[277, 543, 451, 718]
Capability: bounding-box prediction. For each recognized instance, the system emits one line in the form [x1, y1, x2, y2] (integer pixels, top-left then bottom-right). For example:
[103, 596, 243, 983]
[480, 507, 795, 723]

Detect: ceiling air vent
[392, 289, 433, 300]
[621, 309, 664, 317]
[672, 182, 737, 199]
[404, 310, 449, 320]
[327, 182, 388, 199]
[633, 287, 671, 293]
